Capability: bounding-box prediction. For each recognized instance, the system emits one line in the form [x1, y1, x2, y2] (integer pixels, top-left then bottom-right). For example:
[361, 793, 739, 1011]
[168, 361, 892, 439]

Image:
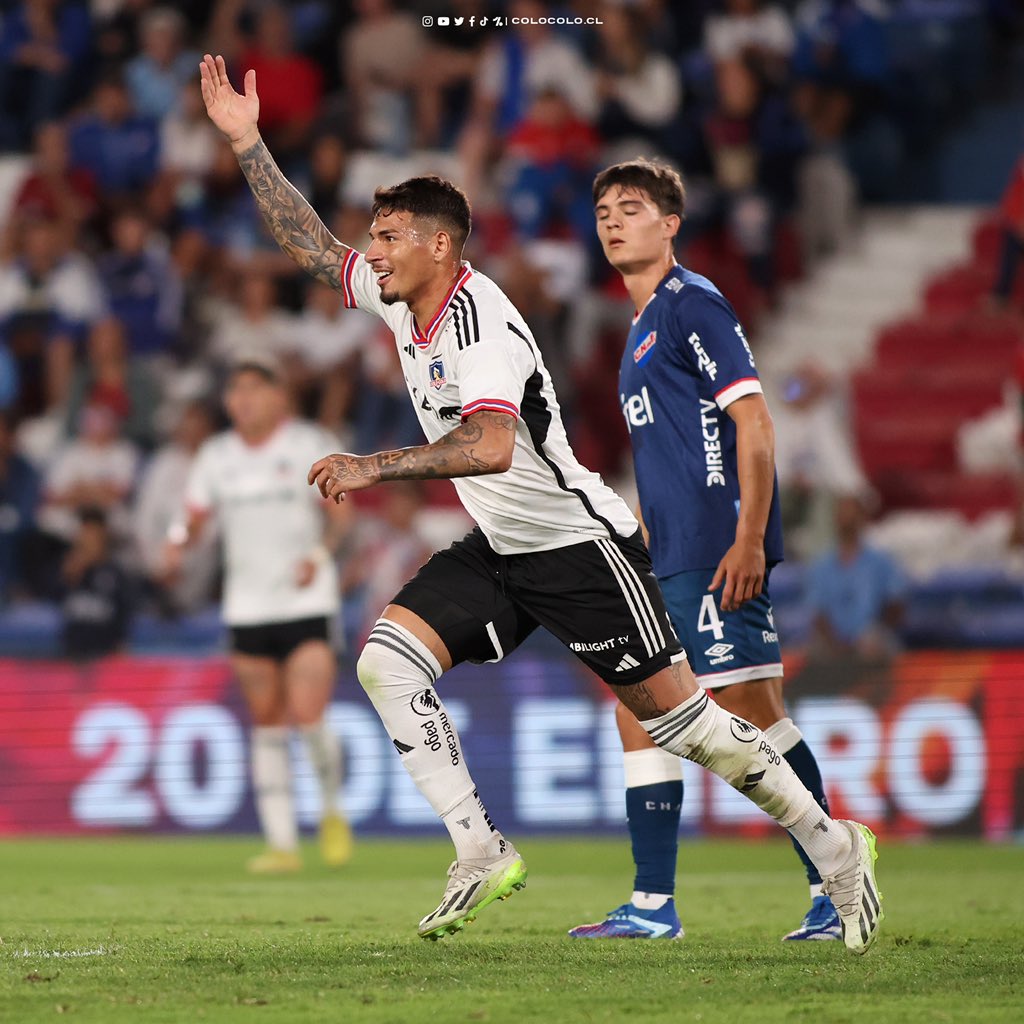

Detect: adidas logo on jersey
[615, 653, 641, 673]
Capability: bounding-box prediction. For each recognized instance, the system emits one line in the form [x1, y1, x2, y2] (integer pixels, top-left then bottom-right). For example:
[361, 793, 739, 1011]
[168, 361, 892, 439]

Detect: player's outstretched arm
[308, 411, 516, 502]
[199, 53, 349, 289]
[709, 393, 774, 611]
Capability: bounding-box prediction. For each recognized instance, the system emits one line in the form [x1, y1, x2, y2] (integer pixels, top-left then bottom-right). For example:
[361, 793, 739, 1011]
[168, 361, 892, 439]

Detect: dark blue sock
[626, 780, 682, 896]
[783, 739, 830, 887]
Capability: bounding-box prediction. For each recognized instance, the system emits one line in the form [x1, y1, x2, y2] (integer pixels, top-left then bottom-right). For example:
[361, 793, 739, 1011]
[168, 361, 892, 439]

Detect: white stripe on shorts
[594, 538, 665, 659]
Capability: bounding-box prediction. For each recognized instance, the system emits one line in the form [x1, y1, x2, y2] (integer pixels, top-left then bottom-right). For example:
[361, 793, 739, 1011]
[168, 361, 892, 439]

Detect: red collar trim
[411, 266, 473, 348]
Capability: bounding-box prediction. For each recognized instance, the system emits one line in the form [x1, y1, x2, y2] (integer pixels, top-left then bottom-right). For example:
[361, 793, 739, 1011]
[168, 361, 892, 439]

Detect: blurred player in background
[569, 158, 838, 942]
[199, 54, 882, 953]
[164, 355, 353, 874]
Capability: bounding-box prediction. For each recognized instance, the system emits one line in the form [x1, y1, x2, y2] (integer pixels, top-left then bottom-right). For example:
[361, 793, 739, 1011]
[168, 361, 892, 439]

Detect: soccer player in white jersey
[200, 53, 883, 951]
[164, 355, 353, 874]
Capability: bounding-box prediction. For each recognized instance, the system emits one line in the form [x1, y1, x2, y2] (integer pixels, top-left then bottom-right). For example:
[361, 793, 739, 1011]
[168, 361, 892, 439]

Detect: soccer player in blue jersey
[570, 158, 840, 943]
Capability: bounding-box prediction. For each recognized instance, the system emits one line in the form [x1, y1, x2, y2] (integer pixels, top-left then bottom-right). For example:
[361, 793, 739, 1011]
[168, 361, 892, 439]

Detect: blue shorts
[659, 567, 784, 689]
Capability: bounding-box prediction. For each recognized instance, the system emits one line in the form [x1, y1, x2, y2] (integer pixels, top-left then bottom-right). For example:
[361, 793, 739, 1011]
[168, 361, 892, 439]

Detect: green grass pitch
[1, 836, 1021, 1023]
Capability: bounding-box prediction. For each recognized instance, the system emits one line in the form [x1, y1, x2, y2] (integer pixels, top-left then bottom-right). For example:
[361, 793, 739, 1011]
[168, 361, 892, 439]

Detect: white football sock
[631, 891, 671, 910]
[623, 746, 683, 788]
[251, 726, 298, 852]
[299, 719, 342, 816]
[640, 690, 851, 876]
[764, 716, 803, 756]
[358, 619, 507, 860]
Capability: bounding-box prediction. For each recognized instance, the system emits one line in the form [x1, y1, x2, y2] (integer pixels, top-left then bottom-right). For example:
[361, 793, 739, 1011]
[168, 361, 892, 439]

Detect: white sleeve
[338, 248, 387, 320]
[452, 304, 528, 422]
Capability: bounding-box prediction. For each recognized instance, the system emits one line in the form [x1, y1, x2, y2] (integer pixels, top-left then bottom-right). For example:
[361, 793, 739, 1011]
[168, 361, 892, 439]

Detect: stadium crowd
[0, 0, 1015, 658]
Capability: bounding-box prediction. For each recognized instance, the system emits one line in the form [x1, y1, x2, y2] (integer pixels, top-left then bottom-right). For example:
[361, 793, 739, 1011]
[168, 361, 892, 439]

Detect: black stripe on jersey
[452, 302, 466, 350]
[465, 291, 481, 345]
[506, 319, 626, 541]
[519, 364, 625, 542]
[506, 321, 529, 344]
[451, 295, 478, 350]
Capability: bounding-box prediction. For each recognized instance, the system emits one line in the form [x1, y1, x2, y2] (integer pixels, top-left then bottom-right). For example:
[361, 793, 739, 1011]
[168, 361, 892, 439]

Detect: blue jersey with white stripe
[619, 265, 784, 576]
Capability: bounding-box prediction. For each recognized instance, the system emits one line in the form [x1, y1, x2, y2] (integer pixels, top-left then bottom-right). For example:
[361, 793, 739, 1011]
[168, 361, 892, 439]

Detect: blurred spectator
[702, 58, 805, 288]
[208, 270, 295, 367]
[6, 122, 98, 248]
[791, 0, 889, 146]
[285, 282, 376, 430]
[97, 207, 182, 357]
[344, 480, 436, 643]
[806, 494, 908, 661]
[773, 361, 867, 557]
[159, 81, 220, 185]
[341, 0, 426, 153]
[68, 72, 160, 203]
[125, 6, 199, 121]
[0, 0, 92, 151]
[992, 152, 1024, 311]
[472, 0, 596, 131]
[302, 133, 350, 227]
[239, 3, 324, 156]
[504, 89, 601, 241]
[0, 218, 104, 415]
[60, 507, 132, 661]
[200, 143, 297, 274]
[166, 227, 215, 361]
[704, 0, 795, 85]
[593, 3, 683, 157]
[0, 412, 41, 602]
[416, 0, 489, 148]
[462, 0, 595, 198]
[39, 401, 140, 547]
[64, 317, 162, 450]
[133, 400, 219, 614]
[152, 81, 221, 227]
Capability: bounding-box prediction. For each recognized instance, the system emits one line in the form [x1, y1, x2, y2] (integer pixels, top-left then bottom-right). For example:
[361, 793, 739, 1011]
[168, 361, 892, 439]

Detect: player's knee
[356, 642, 389, 695]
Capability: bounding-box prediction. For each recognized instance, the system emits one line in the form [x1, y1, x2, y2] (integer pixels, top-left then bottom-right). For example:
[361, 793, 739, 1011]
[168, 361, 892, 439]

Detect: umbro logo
[704, 642, 734, 658]
[615, 653, 641, 673]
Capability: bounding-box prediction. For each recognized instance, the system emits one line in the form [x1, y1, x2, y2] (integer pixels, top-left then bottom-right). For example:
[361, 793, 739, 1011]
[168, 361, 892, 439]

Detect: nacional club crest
[633, 330, 657, 365]
[428, 359, 447, 389]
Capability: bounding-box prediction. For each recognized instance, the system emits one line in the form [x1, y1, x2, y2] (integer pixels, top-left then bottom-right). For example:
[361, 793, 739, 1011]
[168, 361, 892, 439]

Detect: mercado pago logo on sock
[410, 689, 441, 716]
[730, 717, 758, 743]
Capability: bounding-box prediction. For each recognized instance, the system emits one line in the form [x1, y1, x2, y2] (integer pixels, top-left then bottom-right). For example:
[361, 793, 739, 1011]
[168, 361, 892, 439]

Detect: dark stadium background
[0, 0, 1022, 843]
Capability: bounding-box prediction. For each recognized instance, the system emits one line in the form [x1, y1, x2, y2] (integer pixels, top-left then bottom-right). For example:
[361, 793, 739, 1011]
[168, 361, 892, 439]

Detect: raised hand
[199, 53, 259, 148]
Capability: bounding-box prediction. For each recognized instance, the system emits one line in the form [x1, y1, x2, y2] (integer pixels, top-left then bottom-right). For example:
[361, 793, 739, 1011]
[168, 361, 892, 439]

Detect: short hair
[371, 175, 472, 254]
[592, 158, 686, 219]
[78, 506, 109, 529]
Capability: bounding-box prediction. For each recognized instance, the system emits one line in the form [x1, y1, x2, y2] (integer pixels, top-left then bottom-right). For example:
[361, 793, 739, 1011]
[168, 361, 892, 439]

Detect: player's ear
[664, 213, 681, 240]
[433, 230, 452, 263]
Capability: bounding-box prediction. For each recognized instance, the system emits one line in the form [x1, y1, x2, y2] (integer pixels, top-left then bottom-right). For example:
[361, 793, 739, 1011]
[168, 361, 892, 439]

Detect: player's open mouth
[608, 239, 624, 248]
[376, 271, 393, 287]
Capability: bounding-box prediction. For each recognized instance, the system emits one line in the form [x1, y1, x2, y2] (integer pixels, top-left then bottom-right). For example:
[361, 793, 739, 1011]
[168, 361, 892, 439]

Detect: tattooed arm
[308, 412, 517, 502]
[199, 53, 348, 289]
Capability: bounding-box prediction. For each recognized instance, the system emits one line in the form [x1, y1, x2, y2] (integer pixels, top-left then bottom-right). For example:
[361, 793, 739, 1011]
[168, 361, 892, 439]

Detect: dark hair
[78, 506, 109, 529]
[592, 158, 686, 219]
[371, 175, 472, 254]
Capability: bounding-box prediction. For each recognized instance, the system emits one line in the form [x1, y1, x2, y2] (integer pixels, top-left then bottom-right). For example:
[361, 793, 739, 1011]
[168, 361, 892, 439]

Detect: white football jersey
[185, 420, 340, 626]
[338, 251, 638, 554]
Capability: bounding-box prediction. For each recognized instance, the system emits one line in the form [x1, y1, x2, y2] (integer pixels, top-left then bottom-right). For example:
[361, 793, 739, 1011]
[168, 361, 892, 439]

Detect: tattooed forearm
[235, 139, 346, 289]
[376, 412, 516, 482]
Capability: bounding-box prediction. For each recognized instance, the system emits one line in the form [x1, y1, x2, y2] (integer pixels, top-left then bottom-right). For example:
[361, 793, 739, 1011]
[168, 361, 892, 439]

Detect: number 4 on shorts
[698, 593, 725, 641]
